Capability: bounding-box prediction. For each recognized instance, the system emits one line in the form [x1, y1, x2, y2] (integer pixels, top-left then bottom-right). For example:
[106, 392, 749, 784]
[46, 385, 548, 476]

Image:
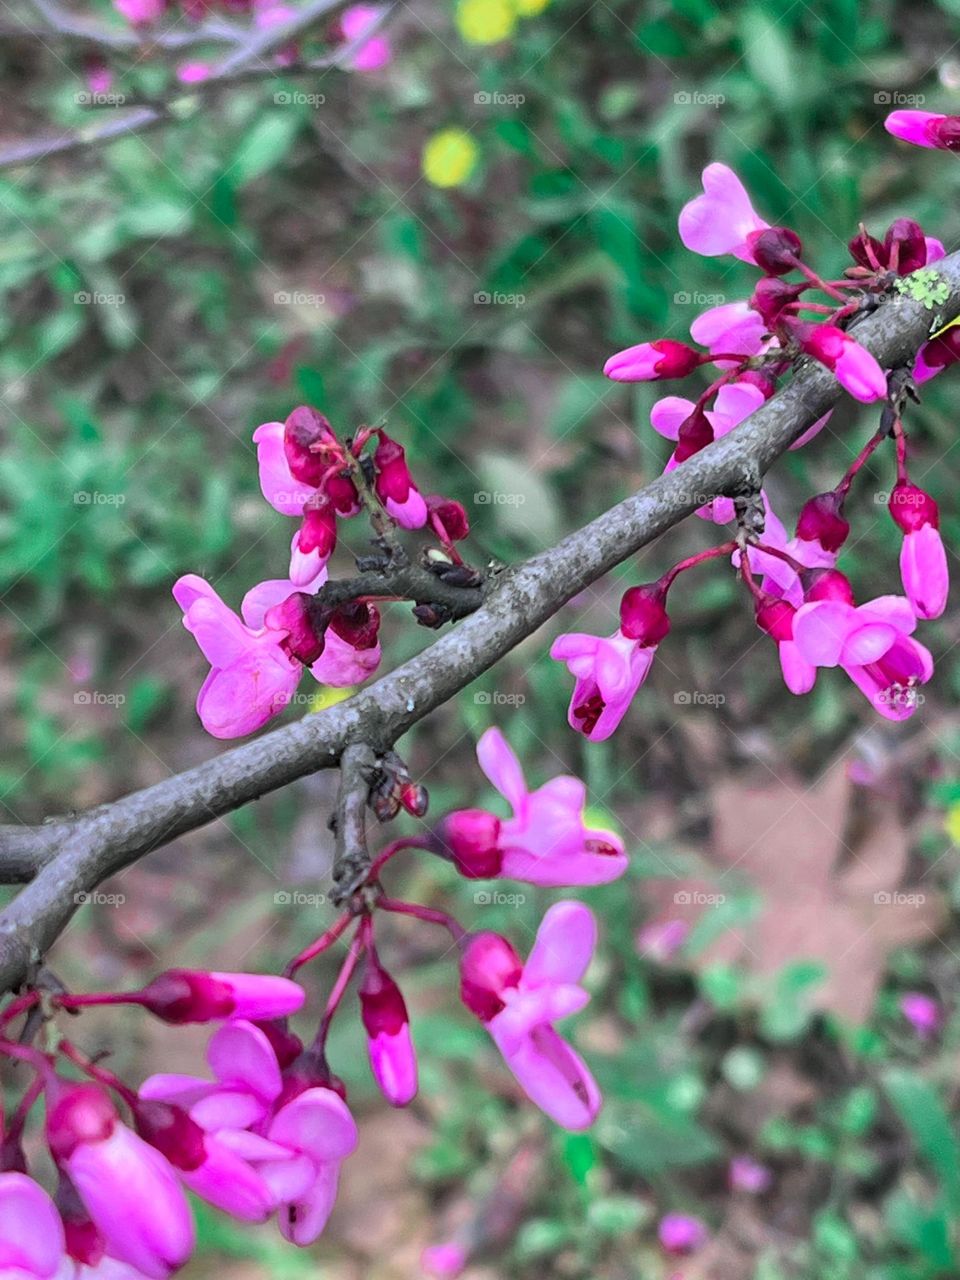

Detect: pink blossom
[658, 1212, 707, 1255]
[441, 727, 627, 885]
[47, 1083, 194, 1279]
[792, 591, 932, 719]
[689, 300, 770, 363]
[793, 324, 887, 402]
[900, 992, 942, 1038]
[266, 1088, 358, 1245]
[421, 1242, 468, 1278]
[678, 163, 769, 262]
[729, 1156, 773, 1194]
[636, 917, 688, 962]
[341, 4, 392, 71]
[136, 969, 305, 1024]
[914, 325, 960, 384]
[884, 109, 960, 151]
[112, 0, 165, 24]
[173, 574, 326, 738]
[359, 954, 417, 1106]
[551, 624, 657, 742]
[755, 596, 817, 696]
[604, 339, 701, 382]
[176, 61, 212, 83]
[0, 1172, 65, 1277]
[373, 434, 427, 528]
[888, 483, 948, 620]
[460, 902, 601, 1130]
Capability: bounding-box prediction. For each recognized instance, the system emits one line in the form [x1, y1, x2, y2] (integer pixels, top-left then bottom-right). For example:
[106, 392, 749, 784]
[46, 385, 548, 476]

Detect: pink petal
[792, 600, 855, 667]
[240, 573, 327, 629]
[901, 524, 948, 619]
[368, 1024, 418, 1107]
[840, 621, 897, 666]
[278, 1162, 341, 1246]
[524, 901, 597, 987]
[779, 640, 817, 694]
[309, 631, 381, 686]
[0, 1173, 64, 1276]
[650, 396, 695, 441]
[195, 649, 300, 739]
[476, 727, 528, 815]
[207, 1020, 283, 1102]
[677, 163, 769, 262]
[253, 421, 316, 515]
[884, 109, 944, 149]
[268, 1088, 358, 1164]
[833, 341, 888, 402]
[498, 1024, 601, 1130]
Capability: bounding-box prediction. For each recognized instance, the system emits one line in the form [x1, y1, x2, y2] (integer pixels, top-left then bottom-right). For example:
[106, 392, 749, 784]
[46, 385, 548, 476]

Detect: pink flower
[728, 1156, 772, 1194]
[551, 630, 654, 741]
[658, 1212, 707, 1255]
[885, 109, 960, 151]
[176, 61, 212, 83]
[914, 325, 960, 384]
[792, 590, 933, 720]
[604, 339, 701, 382]
[341, 4, 392, 70]
[849, 219, 941, 275]
[441, 727, 627, 885]
[359, 954, 417, 1106]
[135, 969, 305, 1024]
[47, 1083, 194, 1280]
[900, 992, 942, 1038]
[678, 163, 769, 262]
[113, 0, 165, 24]
[888, 483, 948, 620]
[0, 1172, 65, 1278]
[460, 902, 601, 1130]
[421, 1242, 468, 1278]
[172, 574, 325, 738]
[755, 596, 817, 696]
[373, 433, 427, 528]
[141, 1020, 357, 1241]
[689, 300, 770, 364]
[793, 324, 887, 402]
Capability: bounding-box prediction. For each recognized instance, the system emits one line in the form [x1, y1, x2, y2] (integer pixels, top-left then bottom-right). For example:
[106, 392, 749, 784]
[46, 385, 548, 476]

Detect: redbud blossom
[750, 276, 806, 326]
[374, 434, 428, 528]
[888, 483, 948, 619]
[795, 492, 850, 555]
[791, 323, 887, 403]
[746, 226, 803, 275]
[359, 955, 418, 1107]
[754, 595, 815, 695]
[728, 1156, 773, 1195]
[914, 324, 960, 384]
[658, 1213, 708, 1255]
[0, 1172, 65, 1278]
[678, 163, 770, 262]
[426, 494, 470, 540]
[136, 969, 305, 1024]
[603, 339, 702, 382]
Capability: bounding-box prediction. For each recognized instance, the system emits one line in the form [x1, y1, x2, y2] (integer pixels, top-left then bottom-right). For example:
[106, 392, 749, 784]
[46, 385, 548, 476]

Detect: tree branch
[0, 0, 383, 171]
[0, 256, 958, 991]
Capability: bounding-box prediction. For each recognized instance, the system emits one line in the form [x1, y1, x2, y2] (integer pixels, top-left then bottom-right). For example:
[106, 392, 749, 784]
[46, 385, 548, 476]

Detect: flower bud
[459, 931, 522, 1021]
[136, 969, 305, 1024]
[888, 482, 939, 533]
[426, 495, 470, 540]
[619, 585, 671, 645]
[253, 1019, 303, 1069]
[750, 276, 805, 325]
[265, 592, 325, 664]
[47, 1084, 117, 1164]
[297, 503, 338, 560]
[374, 434, 427, 528]
[284, 406, 339, 486]
[133, 1100, 206, 1173]
[442, 809, 503, 878]
[57, 1174, 103, 1266]
[672, 403, 714, 463]
[604, 339, 702, 382]
[803, 568, 855, 605]
[795, 491, 849, 553]
[359, 957, 418, 1107]
[755, 595, 795, 642]
[747, 226, 802, 275]
[884, 218, 928, 274]
[399, 781, 429, 817]
[658, 1213, 707, 1256]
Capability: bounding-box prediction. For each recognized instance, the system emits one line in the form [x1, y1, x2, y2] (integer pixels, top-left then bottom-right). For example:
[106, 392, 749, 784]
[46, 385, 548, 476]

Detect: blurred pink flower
[658, 1212, 707, 1255]
[900, 992, 942, 1038]
[341, 4, 392, 70]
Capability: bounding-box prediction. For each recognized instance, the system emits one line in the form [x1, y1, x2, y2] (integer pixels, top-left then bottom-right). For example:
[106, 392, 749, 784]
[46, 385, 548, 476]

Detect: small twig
[330, 742, 377, 906]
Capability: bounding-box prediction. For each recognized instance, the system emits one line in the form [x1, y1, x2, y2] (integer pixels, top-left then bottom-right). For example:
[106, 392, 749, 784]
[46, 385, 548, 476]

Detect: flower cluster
[175, 406, 471, 737]
[551, 158, 950, 740]
[0, 730, 627, 1275]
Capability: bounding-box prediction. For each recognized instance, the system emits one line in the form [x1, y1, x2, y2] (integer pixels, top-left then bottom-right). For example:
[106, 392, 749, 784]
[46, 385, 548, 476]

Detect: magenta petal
[779, 640, 817, 694]
[207, 1020, 283, 1101]
[253, 421, 317, 515]
[279, 1162, 340, 1246]
[208, 972, 305, 1020]
[650, 396, 695, 441]
[309, 631, 381, 686]
[268, 1088, 358, 1164]
[833, 340, 888, 402]
[258, 1152, 317, 1205]
[476, 727, 527, 814]
[182, 1137, 274, 1222]
[884, 109, 944, 149]
[241, 573, 327, 629]
[603, 342, 657, 381]
[792, 601, 855, 667]
[195, 650, 300, 739]
[498, 1024, 601, 1130]
[790, 410, 832, 450]
[369, 1024, 418, 1107]
[524, 901, 597, 986]
[901, 524, 948, 619]
[0, 1172, 65, 1276]
[840, 621, 897, 667]
[678, 163, 769, 261]
[385, 489, 428, 529]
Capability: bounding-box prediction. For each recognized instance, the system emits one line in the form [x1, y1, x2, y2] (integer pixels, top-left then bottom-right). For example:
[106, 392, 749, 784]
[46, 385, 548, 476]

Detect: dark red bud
[848, 229, 886, 272]
[278, 1046, 344, 1108]
[755, 595, 795, 641]
[459, 931, 523, 1021]
[884, 219, 928, 275]
[619, 584, 671, 645]
[137, 970, 236, 1023]
[297, 504, 338, 558]
[442, 809, 503, 879]
[795, 492, 850, 553]
[651, 340, 702, 379]
[253, 1019, 304, 1069]
[930, 116, 960, 151]
[57, 1175, 103, 1266]
[672, 403, 714, 463]
[359, 960, 409, 1038]
[329, 601, 380, 649]
[265, 592, 325, 665]
[918, 326, 960, 373]
[888, 481, 939, 533]
[748, 227, 803, 275]
[750, 276, 806, 325]
[284, 406, 339, 486]
[399, 782, 429, 817]
[133, 1100, 206, 1172]
[426, 495, 470, 540]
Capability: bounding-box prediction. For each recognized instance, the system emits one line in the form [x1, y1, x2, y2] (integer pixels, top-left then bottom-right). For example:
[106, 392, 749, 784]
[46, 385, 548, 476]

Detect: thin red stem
[0, 992, 40, 1031]
[659, 540, 737, 592]
[377, 896, 467, 942]
[792, 259, 849, 303]
[835, 429, 886, 500]
[367, 835, 433, 884]
[58, 1039, 137, 1108]
[56, 992, 142, 1013]
[313, 923, 366, 1051]
[284, 911, 354, 978]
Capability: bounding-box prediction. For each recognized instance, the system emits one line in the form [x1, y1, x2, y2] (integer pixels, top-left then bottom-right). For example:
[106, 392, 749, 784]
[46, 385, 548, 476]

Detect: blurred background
[3, 0, 960, 1275]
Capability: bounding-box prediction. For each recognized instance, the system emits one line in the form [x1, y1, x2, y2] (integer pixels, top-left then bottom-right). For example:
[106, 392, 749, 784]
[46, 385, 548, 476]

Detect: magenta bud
[359, 958, 418, 1107]
[137, 969, 305, 1024]
[888, 482, 939, 533]
[750, 276, 805, 324]
[900, 992, 942, 1038]
[399, 781, 429, 817]
[284, 406, 339, 486]
[737, 368, 777, 399]
[133, 1100, 206, 1173]
[796, 491, 850, 552]
[298, 503, 338, 558]
[848, 229, 886, 272]
[672, 403, 714, 463]
[265, 592, 325, 664]
[47, 1083, 117, 1163]
[804, 568, 855, 605]
[374, 433, 416, 503]
[747, 226, 803, 275]
[658, 1213, 708, 1256]
[426, 495, 470, 540]
[755, 596, 795, 642]
[930, 116, 960, 150]
[442, 809, 503, 879]
[459, 931, 522, 1021]
[917, 325, 960, 374]
[329, 601, 381, 649]
[619, 585, 671, 645]
[651, 339, 702, 378]
[884, 218, 928, 274]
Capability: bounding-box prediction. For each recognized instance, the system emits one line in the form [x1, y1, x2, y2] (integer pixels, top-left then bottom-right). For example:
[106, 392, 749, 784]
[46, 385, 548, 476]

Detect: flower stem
[377, 896, 467, 942]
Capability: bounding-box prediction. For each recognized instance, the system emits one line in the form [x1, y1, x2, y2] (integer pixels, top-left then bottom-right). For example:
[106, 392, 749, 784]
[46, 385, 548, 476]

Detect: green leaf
[885, 1068, 960, 1212]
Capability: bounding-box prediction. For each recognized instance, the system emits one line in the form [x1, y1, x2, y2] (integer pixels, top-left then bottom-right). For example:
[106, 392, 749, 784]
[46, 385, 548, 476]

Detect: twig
[330, 742, 377, 905]
[0, 256, 956, 991]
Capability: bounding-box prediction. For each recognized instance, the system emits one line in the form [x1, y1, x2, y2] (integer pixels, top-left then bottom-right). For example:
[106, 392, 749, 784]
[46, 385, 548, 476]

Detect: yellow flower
[422, 128, 479, 189]
[945, 801, 960, 846]
[456, 0, 517, 45]
[516, 0, 551, 13]
[307, 686, 354, 713]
